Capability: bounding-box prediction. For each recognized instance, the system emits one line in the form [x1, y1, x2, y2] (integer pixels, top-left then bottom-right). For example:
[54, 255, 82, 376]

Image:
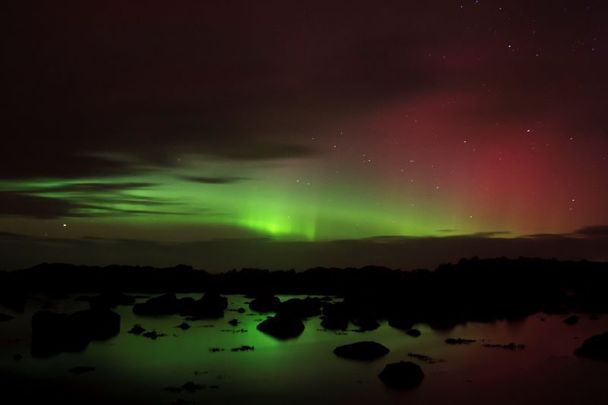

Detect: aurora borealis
[1, 1, 608, 269]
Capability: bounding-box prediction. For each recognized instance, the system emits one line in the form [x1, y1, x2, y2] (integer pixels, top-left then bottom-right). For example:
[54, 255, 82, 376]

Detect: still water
[2, 294, 608, 404]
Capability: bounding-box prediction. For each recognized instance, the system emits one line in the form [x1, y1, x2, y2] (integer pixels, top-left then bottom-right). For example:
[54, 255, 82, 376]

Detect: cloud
[0, 192, 80, 219]
[181, 176, 249, 184]
[0, 180, 188, 219]
[0, 1, 438, 181]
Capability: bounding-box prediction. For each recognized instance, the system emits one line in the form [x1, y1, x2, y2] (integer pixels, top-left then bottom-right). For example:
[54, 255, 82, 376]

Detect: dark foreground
[1, 258, 608, 404]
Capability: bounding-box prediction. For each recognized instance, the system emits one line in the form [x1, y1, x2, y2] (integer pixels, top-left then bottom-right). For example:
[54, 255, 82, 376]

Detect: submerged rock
[378, 361, 424, 389]
[333, 341, 389, 361]
[142, 330, 166, 340]
[181, 381, 205, 393]
[257, 314, 304, 339]
[483, 343, 525, 350]
[445, 338, 476, 345]
[231, 345, 254, 352]
[177, 322, 191, 330]
[575, 332, 608, 361]
[407, 353, 442, 364]
[129, 324, 146, 335]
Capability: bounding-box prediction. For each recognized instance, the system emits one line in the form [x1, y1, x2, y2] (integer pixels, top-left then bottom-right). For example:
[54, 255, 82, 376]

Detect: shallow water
[2, 294, 608, 404]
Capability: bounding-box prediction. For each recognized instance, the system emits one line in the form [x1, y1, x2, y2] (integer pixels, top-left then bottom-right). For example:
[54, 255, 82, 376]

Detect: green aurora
[0, 162, 480, 243]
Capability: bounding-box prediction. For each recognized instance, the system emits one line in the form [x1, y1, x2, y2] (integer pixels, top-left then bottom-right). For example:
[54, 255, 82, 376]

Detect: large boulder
[333, 341, 389, 361]
[133, 293, 180, 316]
[278, 298, 322, 318]
[378, 361, 424, 389]
[388, 315, 416, 331]
[88, 292, 136, 309]
[249, 294, 281, 313]
[575, 332, 608, 361]
[257, 314, 304, 339]
[31, 308, 120, 357]
[180, 292, 228, 319]
[320, 303, 349, 330]
[351, 315, 380, 332]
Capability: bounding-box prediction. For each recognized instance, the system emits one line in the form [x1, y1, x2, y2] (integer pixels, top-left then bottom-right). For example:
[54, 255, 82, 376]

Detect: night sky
[1, 1, 608, 269]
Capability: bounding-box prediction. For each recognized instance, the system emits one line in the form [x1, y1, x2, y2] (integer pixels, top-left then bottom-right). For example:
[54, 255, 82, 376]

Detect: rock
[575, 332, 608, 361]
[31, 312, 76, 357]
[228, 319, 239, 326]
[72, 308, 121, 341]
[236, 307, 246, 314]
[249, 295, 281, 313]
[0, 291, 27, 313]
[445, 338, 476, 345]
[278, 298, 322, 318]
[257, 314, 305, 339]
[181, 381, 204, 393]
[388, 316, 416, 331]
[31, 308, 120, 357]
[180, 292, 228, 319]
[406, 329, 421, 338]
[0, 313, 14, 322]
[378, 361, 424, 389]
[133, 293, 180, 316]
[564, 315, 579, 325]
[483, 343, 525, 350]
[321, 303, 349, 330]
[333, 341, 389, 361]
[351, 316, 380, 332]
[209, 347, 224, 352]
[177, 322, 191, 330]
[142, 330, 165, 340]
[231, 345, 254, 352]
[129, 324, 146, 335]
[407, 353, 442, 364]
[88, 292, 136, 309]
[69, 366, 95, 375]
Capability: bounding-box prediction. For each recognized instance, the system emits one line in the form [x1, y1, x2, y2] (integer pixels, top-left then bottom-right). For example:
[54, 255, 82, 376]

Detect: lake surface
[2, 294, 608, 404]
